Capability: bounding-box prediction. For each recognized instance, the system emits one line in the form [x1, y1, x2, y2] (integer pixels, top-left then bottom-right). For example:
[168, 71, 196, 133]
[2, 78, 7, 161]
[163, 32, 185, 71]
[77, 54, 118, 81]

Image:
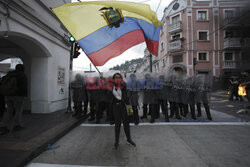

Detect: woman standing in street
[112, 73, 136, 149]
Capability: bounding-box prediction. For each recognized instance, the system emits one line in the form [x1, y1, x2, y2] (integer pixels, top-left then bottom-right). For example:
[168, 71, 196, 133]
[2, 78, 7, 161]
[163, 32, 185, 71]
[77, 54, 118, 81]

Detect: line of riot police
[126, 70, 212, 123]
[70, 70, 212, 124]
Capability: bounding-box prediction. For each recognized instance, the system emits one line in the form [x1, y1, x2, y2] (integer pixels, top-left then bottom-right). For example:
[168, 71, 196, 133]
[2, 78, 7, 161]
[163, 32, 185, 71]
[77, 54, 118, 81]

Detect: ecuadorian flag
[53, 1, 162, 66]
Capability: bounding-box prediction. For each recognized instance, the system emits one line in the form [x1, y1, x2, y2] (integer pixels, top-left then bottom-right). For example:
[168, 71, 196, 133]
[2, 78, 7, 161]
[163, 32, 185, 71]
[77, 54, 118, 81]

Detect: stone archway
[0, 32, 52, 112]
[170, 64, 187, 74]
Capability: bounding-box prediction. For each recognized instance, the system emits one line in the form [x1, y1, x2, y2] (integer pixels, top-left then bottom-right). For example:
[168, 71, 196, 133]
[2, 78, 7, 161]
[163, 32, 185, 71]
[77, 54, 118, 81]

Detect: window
[198, 52, 208, 61]
[197, 71, 209, 75]
[173, 55, 183, 63]
[161, 42, 164, 51]
[198, 31, 209, 41]
[171, 14, 180, 24]
[160, 29, 164, 36]
[225, 31, 233, 38]
[171, 33, 181, 41]
[224, 10, 234, 19]
[224, 53, 233, 60]
[197, 10, 208, 21]
[162, 58, 165, 67]
[225, 30, 240, 38]
[163, 20, 166, 25]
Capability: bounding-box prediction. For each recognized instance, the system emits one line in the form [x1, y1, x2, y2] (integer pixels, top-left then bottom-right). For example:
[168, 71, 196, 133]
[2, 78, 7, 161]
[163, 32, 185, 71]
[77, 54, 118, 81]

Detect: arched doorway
[170, 64, 187, 74]
[0, 32, 52, 112]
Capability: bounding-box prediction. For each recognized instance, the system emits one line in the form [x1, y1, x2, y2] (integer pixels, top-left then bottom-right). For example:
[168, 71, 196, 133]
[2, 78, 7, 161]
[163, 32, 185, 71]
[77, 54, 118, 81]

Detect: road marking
[220, 99, 229, 102]
[210, 99, 229, 103]
[26, 163, 118, 167]
[80, 122, 250, 127]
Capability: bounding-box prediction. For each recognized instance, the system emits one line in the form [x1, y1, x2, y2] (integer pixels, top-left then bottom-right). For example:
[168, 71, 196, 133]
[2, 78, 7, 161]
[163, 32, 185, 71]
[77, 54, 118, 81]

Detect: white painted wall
[0, 0, 71, 113]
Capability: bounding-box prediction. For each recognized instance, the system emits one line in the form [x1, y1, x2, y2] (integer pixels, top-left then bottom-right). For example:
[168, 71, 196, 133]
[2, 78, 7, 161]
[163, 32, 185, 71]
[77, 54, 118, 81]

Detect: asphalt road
[27, 122, 250, 167]
[209, 91, 250, 121]
[26, 91, 250, 167]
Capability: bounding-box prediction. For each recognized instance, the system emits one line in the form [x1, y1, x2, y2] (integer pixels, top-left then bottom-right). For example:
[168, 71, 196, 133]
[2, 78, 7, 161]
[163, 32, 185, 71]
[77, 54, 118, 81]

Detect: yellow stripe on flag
[52, 1, 162, 40]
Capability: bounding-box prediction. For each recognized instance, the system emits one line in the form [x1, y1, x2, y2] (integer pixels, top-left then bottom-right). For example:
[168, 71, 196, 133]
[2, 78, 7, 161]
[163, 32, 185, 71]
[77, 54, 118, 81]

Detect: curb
[18, 117, 84, 167]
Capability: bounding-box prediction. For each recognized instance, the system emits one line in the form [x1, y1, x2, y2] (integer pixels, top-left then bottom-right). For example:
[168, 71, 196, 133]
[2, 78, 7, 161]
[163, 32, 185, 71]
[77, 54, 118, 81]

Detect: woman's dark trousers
[113, 103, 131, 144]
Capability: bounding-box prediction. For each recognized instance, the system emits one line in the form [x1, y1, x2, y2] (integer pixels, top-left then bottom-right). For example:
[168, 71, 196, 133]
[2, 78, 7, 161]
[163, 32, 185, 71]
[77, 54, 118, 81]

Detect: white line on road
[26, 163, 118, 167]
[80, 122, 250, 127]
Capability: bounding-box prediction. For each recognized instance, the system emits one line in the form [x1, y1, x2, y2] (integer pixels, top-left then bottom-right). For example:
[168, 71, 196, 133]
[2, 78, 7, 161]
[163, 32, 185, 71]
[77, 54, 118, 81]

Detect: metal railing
[169, 40, 182, 51]
[223, 17, 238, 26]
[223, 60, 236, 68]
[168, 21, 182, 33]
[224, 38, 242, 49]
[245, 38, 250, 47]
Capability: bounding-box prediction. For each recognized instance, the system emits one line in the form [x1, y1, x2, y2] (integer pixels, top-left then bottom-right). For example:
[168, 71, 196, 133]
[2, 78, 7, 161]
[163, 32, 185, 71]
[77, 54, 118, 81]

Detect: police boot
[169, 102, 175, 118]
[204, 104, 212, 120]
[164, 112, 169, 122]
[190, 105, 196, 120]
[197, 103, 202, 117]
[183, 104, 189, 117]
[175, 110, 181, 120]
[141, 104, 148, 119]
[133, 106, 139, 125]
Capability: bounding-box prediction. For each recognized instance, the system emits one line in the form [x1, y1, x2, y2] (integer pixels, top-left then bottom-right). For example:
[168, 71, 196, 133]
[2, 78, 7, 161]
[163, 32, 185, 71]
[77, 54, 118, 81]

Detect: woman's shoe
[207, 116, 212, 120]
[176, 116, 181, 120]
[114, 142, 119, 149]
[127, 140, 136, 147]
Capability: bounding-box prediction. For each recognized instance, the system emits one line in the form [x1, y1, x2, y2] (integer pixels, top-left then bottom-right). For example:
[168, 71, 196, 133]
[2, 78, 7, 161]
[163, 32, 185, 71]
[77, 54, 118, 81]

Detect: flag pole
[49, 7, 103, 77]
[81, 49, 103, 77]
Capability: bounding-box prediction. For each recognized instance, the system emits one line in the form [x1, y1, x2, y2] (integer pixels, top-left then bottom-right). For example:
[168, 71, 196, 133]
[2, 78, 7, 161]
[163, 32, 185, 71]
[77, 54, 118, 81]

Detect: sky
[71, 0, 172, 72]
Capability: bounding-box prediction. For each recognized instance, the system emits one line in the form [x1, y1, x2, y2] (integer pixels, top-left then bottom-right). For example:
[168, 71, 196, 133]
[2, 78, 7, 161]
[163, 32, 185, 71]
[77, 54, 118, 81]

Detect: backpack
[1, 75, 18, 96]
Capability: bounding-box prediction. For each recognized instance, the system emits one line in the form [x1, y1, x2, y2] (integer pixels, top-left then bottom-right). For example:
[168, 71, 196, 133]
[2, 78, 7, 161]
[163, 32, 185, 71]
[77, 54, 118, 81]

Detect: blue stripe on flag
[78, 17, 161, 55]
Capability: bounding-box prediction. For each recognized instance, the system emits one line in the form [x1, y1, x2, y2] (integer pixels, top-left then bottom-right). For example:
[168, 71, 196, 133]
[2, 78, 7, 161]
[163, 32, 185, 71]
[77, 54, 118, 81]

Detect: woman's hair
[113, 73, 123, 79]
[75, 73, 82, 81]
[15, 64, 24, 72]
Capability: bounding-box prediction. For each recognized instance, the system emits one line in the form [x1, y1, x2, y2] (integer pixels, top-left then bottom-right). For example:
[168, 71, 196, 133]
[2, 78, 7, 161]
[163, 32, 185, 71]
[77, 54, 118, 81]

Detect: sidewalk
[0, 110, 82, 167]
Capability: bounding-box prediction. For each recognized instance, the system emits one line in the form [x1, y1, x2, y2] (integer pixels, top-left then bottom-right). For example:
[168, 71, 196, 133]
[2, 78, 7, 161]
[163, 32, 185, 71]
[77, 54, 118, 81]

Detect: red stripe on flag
[145, 39, 159, 56]
[88, 30, 145, 66]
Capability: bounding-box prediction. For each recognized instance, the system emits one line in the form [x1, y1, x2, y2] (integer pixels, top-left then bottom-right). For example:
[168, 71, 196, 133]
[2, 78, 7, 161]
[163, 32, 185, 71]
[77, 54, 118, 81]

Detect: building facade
[136, 49, 151, 73]
[158, 0, 250, 77]
[0, 0, 71, 113]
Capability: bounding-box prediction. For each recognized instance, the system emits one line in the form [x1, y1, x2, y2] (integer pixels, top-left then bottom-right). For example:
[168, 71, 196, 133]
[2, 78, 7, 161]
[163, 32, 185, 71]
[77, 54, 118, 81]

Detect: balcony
[223, 17, 240, 29]
[224, 38, 242, 49]
[223, 60, 236, 69]
[169, 40, 182, 52]
[168, 21, 182, 34]
[245, 38, 250, 47]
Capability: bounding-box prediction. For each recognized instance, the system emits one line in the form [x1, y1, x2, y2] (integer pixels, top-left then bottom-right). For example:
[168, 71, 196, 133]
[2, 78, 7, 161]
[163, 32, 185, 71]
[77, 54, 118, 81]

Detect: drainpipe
[67, 42, 74, 113]
[3, 2, 10, 37]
